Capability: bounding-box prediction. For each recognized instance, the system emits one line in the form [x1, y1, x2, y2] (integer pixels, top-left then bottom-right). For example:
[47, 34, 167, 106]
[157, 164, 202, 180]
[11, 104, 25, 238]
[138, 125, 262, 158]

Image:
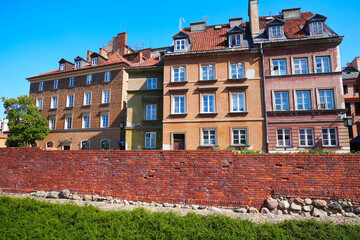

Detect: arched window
[81, 140, 90, 150]
[46, 142, 53, 148]
[101, 140, 111, 150]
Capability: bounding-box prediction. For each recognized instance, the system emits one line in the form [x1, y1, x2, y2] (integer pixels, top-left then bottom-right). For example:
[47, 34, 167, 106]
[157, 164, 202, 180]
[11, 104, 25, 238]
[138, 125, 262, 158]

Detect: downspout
[260, 43, 269, 153]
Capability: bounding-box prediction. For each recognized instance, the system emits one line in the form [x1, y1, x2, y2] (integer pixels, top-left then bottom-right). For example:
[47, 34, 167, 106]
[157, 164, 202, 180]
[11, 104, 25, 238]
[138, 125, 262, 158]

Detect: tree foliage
[2, 95, 50, 147]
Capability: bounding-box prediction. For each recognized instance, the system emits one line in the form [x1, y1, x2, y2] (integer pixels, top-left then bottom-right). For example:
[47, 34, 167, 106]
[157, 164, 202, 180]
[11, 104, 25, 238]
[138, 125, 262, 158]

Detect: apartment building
[249, 0, 349, 152]
[162, 19, 265, 150]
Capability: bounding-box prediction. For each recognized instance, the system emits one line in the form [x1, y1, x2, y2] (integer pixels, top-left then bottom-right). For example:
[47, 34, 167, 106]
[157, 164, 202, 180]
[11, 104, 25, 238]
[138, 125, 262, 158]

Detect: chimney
[99, 48, 108, 58]
[350, 57, 360, 71]
[140, 48, 151, 59]
[282, 8, 301, 19]
[229, 18, 243, 28]
[190, 21, 206, 32]
[248, 0, 259, 35]
[87, 50, 93, 62]
[116, 32, 128, 55]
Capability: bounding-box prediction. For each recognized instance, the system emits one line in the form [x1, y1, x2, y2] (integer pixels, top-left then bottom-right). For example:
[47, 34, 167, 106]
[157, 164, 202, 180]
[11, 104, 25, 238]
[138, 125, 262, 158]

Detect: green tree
[1, 95, 50, 147]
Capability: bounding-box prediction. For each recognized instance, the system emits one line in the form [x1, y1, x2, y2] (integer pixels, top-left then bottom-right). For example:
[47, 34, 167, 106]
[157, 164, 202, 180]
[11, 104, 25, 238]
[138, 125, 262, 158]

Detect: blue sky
[0, 0, 359, 119]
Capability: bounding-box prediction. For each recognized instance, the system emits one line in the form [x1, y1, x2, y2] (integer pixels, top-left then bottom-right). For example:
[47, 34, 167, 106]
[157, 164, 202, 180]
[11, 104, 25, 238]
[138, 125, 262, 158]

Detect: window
[66, 94, 74, 107]
[147, 78, 157, 89]
[54, 80, 59, 89]
[36, 98, 43, 110]
[202, 129, 216, 146]
[272, 59, 287, 75]
[92, 57, 98, 66]
[175, 39, 185, 51]
[230, 34, 241, 46]
[100, 112, 109, 128]
[146, 104, 157, 120]
[355, 103, 360, 115]
[39, 82, 44, 91]
[173, 66, 186, 82]
[293, 58, 308, 74]
[69, 77, 75, 87]
[232, 129, 247, 146]
[322, 128, 337, 146]
[201, 94, 216, 113]
[299, 128, 314, 147]
[49, 116, 56, 130]
[59, 63, 65, 71]
[311, 22, 323, 35]
[274, 92, 289, 111]
[65, 115, 72, 129]
[315, 56, 330, 73]
[296, 91, 311, 110]
[230, 63, 244, 79]
[104, 72, 111, 82]
[354, 84, 358, 94]
[75, 61, 81, 69]
[277, 129, 291, 147]
[81, 141, 90, 150]
[145, 132, 156, 149]
[343, 85, 348, 94]
[201, 65, 215, 80]
[87, 75, 92, 84]
[172, 95, 186, 114]
[231, 93, 246, 112]
[51, 96, 58, 109]
[102, 90, 110, 104]
[318, 89, 334, 109]
[270, 26, 282, 38]
[101, 140, 111, 150]
[84, 92, 92, 106]
[82, 114, 90, 129]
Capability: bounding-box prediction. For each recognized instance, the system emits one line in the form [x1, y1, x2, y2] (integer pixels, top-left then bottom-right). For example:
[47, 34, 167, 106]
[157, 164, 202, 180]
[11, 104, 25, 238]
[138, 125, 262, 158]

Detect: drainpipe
[260, 43, 269, 153]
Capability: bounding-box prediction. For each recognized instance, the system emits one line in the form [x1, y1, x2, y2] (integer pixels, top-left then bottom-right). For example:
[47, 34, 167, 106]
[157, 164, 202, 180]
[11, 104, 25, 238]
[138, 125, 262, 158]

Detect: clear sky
[0, 0, 359, 119]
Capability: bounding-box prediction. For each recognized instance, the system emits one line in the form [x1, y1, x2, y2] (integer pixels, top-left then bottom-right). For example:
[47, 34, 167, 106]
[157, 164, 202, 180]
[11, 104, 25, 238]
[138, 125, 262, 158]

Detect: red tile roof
[132, 55, 162, 68]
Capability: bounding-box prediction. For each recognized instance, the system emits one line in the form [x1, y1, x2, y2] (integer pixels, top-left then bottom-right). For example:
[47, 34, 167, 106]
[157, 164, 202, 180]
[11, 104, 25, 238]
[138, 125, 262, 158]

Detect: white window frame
[299, 128, 314, 147]
[69, 77, 75, 87]
[86, 75, 92, 85]
[100, 112, 109, 128]
[274, 91, 289, 111]
[296, 90, 311, 110]
[201, 128, 217, 146]
[231, 128, 247, 146]
[172, 95, 186, 114]
[36, 98, 43, 110]
[270, 25, 283, 38]
[64, 115, 72, 130]
[104, 72, 111, 82]
[82, 113, 90, 129]
[102, 90, 110, 104]
[271, 59, 287, 75]
[311, 22, 324, 35]
[50, 96, 58, 109]
[230, 92, 246, 112]
[39, 82, 44, 91]
[146, 104, 157, 120]
[201, 93, 216, 113]
[230, 63, 244, 79]
[231, 34, 241, 46]
[83, 92, 92, 106]
[92, 57, 98, 66]
[147, 78, 157, 89]
[277, 129, 292, 147]
[318, 89, 334, 110]
[54, 80, 59, 89]
[172, 66, 186, 82]
[322, 128, 338, 147]
[145, 132, 156, 149]
[201, 64, 215, 80]
[101, 139, 111, 150]
[66, 94, 74, 108]
[49, 116, 56, 130]
[59, 63, 65, 71]
[175, 39, 185, 51]
[315, 56, 331, 73]
[75, 61, 81, 69]
[293, 58, 308, 74]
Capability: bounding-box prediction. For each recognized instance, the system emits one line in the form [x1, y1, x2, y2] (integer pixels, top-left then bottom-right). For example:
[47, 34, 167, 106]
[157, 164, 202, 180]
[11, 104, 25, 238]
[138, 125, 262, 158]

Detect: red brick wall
[0, 148, 359, 208]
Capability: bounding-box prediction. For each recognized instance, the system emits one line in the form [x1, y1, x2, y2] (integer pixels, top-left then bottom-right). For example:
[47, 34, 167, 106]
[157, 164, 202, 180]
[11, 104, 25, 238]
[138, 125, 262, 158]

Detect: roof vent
[190, 21, 206, 32]
[229, 18, 243, 28]
[282, 8, 301, 19]
[265, 16, 274, 21]
[214, 25, 222, 30]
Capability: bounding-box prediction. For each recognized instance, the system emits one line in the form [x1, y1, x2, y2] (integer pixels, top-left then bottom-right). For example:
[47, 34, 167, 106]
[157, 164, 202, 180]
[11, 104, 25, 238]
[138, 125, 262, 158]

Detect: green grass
[0, 196, 359, 240]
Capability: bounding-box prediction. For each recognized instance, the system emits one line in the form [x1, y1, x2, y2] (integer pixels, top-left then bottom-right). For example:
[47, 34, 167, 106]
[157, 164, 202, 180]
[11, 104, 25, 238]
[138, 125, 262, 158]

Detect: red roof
[0, 134, 8, 139]
[132, 55, 162, 67]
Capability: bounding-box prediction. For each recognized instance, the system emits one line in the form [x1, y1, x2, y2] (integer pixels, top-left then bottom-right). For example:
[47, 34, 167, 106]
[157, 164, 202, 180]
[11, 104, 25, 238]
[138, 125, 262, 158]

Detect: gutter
[260, 43, 269, 153]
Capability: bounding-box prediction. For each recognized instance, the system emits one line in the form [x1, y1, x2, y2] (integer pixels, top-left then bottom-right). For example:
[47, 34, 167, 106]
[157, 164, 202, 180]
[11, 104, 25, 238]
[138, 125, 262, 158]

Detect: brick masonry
[0, 148, 359, 208]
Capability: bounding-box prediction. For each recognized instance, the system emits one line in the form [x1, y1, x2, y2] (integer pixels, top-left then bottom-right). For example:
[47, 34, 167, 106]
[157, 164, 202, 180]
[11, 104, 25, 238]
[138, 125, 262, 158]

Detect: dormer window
[75, 61, 81, 69]
[172, 31, 190, 52]
[230, 34, 241, 46]
[59, 63, 65, 71]
[227, 25, 245, 48]
[270, 26, 282, 38]
[175, 40, 185, 51]
[92, 57, 98, 66]
[266, 18, 285, 39]
[311, 22, 323, 35]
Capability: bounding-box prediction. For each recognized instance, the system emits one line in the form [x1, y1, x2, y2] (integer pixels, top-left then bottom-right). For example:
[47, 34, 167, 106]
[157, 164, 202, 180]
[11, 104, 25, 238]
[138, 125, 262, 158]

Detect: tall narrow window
[272, 59, 287, 75]
[274, 92, 289, 111]
[277, 129, 291, 147]
[299, 128, 314, 147]
[147, 78, 157, 89]
[82, 141, 90, 150]
[296, 91, 311, 110]
[51, 96, 58, 109]
[145, 132, 156, 149]
[49, 116, 56, 130]
[173, 66, 186, 82]
[172, 95, 186, 114]
[101, 112, 109, 128]
[343, 85, 348, 94]
[54, 80, 59, 89]
[66, 94, 74, 107]
[315, 56, 330, 73]
[84, 92, 92, 106]
[82, 114, 90, 129]
[69, 77, 75, 87]
[202, 129, 216, 146]
[201, 65, 215, 80]
[104, 72, 111, 82]
[65, 115, 72, 129]
[75, 61, 81, 69]
[322, 128, 337, 146]
[293, 58, 308, 74]
[201, 94, 216, 113]
[146, 104, 157, 120]
[102, 90, 110, 104]
[231, 93, 246, 112]
[92, 57, 98, 66]
[232, 129, 247, 146]
[36, 98, 43, 110]
[59, 63, 65, 71]
[87, 75, 92, 84]
[101, 140, 111, 150]
[318, 89, 334, 109]
[230, 63, 244, 79]
[39, 82, 44, 91]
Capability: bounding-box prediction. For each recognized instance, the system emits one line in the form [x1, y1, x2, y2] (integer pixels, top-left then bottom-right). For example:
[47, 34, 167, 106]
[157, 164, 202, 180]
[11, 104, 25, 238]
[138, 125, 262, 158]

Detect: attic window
[231, 34, 241, 46]
[175, 39, 185, 51]
[59, 63, 65, 71]
[75, 61, 81, 69]
[92, 57, 98, 66]
[270, 26, 283, 38]
[311, 22, 323, 35]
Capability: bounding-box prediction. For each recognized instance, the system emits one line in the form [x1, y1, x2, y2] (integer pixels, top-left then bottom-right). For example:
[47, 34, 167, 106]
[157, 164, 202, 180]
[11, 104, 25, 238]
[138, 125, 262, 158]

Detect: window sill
[142, 120, 158, 123]
[230, 145, 250, 148]
[82, 105, 91, 108]
[198, 79, 217, 83]
[322, 146, 339, 148]
[169, 81, 188, 85]
[68, 86, 75, 88]
[64, 106, 73, 110]
[169, 113, 188, 117]
[226, 77, 247, 81]
[198, 145, 219, 149]
[198, 112, 218, 116]
[49, 108, 57, 111]
[100, 103, 110, 106]
[228, 111, 248, 115]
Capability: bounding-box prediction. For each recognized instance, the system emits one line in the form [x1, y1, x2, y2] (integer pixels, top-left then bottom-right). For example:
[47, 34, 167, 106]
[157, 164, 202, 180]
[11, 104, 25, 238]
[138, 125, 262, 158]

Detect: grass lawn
[0, 196, 359, 240]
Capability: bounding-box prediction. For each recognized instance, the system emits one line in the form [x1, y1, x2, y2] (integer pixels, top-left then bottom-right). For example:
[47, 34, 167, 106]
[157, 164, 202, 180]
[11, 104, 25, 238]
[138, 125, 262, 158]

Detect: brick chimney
[99, 48, 108, 58]
[349, 57, 360, 71]
[116, 32, 127, 55]
[87, 50, 93, 62]
[249, 0, 259, 35]
[140, 48, 151, 59]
